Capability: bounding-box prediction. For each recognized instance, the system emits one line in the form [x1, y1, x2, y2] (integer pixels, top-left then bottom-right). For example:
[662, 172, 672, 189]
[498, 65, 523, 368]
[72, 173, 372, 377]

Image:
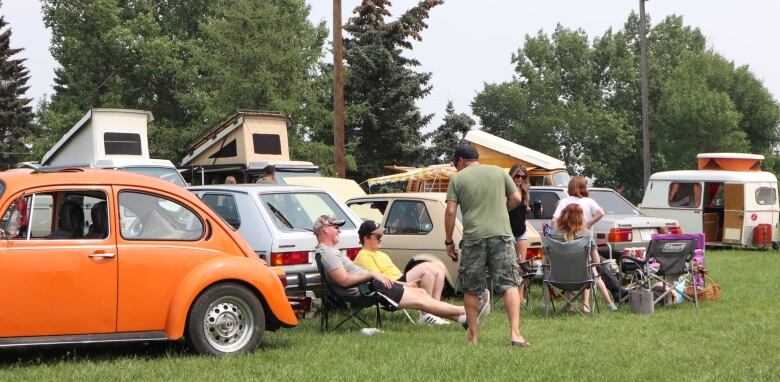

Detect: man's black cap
[453, 145, 479, 161]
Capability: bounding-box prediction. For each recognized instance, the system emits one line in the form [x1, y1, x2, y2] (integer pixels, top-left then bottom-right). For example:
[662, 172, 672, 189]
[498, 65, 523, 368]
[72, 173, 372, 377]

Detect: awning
[366, 165, 456, 187]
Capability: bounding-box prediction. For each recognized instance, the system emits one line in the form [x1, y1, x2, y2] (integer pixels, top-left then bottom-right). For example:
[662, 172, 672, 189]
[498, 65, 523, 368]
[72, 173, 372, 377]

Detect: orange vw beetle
[0, 168, 297, 356]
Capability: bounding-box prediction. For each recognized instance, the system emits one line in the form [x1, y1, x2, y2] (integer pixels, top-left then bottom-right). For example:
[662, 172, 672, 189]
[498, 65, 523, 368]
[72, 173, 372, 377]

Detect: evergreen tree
[0, 3, 33, 166]
[426, 101, 474, 163]
[341, 0, 442, 180]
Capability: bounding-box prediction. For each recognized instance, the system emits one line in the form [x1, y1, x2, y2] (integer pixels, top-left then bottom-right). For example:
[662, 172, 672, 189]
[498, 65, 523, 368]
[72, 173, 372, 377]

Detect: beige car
[346, 193, 542, 294]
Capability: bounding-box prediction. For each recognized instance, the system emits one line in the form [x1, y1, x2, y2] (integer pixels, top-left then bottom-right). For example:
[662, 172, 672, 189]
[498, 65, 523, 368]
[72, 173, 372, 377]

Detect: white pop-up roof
[181, 110, 308, 168]
[41, 108, 154, 167]
[464, 130, 566, 170]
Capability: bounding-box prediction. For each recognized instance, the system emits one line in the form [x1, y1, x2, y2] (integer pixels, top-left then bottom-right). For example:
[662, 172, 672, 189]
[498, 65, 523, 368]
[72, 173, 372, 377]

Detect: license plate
[639, 228, 656, 241]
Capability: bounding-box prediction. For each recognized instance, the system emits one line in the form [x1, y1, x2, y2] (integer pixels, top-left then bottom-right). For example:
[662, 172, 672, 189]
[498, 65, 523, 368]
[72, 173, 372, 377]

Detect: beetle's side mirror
[531, 200, 544, 219]
[0, 229, 6, 240]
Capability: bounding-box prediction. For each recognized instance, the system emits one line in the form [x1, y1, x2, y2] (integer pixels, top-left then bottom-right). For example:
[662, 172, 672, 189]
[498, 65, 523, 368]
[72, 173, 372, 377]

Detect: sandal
[510, 340, 531, 348]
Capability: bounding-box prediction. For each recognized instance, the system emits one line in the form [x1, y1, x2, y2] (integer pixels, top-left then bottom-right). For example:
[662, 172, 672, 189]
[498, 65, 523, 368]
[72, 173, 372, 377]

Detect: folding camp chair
[541, 235, 604, 317]
[643, 238, 699, 308]
[315, 253, 382, 332]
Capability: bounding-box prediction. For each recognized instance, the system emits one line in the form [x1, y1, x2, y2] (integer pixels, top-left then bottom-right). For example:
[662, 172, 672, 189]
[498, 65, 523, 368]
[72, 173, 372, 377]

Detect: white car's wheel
[186, 283, 265, 356]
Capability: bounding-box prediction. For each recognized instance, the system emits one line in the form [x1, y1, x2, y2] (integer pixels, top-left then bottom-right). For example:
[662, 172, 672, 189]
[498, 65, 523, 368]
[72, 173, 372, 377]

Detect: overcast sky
[3, 1, 779, 132]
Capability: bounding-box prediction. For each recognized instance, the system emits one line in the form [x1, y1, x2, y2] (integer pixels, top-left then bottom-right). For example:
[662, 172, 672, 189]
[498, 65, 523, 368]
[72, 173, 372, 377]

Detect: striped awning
[367, 165, 457, 187]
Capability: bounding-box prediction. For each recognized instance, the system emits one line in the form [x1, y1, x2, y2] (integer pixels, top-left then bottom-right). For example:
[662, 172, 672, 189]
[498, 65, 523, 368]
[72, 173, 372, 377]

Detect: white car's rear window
[260, 192, 355, 232]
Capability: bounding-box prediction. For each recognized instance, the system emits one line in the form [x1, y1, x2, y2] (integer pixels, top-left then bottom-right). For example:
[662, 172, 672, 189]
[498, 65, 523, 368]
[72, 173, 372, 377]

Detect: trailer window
[755, 187, 777, 205]
[668, 182, 701, 208]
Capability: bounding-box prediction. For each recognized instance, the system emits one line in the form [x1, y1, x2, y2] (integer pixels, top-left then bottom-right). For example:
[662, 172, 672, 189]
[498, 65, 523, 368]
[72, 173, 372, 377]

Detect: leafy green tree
[0, 3, 34, 166]
[472, 14, 779, 202]
[473, 25, 634, 189]
[195, 0, 328, 130]
[340, 0, 442, 180]
[39, 0, 214, 160]
[654, 52, 747, 170]
[38, 0, 328, 163]
[426, 101, 474, 163]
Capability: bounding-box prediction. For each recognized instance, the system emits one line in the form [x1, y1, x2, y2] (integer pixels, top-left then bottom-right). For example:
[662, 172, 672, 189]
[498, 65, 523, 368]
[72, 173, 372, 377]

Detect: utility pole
[639, 0, 651, 187]
[333, 0, 346, 178]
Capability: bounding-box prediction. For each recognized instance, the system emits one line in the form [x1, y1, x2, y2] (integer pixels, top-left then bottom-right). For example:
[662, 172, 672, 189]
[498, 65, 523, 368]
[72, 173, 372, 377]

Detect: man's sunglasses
[371, 233, 383, 240]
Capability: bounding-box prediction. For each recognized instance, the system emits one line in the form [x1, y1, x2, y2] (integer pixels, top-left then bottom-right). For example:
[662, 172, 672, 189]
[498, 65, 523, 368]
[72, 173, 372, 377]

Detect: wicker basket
[685, 275, 721, 301]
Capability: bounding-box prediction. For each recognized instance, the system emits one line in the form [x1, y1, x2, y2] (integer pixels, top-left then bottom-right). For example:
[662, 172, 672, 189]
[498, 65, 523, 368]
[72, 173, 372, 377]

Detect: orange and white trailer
[640, 153, 779, 249]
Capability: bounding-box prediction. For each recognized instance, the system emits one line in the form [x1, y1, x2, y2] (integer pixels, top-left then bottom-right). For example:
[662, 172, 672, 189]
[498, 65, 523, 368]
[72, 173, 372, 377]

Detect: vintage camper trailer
[465, 130, 571, 187]
[40, 108, 187, 186]
[180, 110, 320, 185]
[366, 130, 571, 193]
[640, 153, 779, 248]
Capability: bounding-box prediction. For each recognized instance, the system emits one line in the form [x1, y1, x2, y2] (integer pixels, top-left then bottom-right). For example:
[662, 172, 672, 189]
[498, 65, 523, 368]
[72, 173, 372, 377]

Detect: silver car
[526, 187, 682, 257]
[188, 184, 363, 293]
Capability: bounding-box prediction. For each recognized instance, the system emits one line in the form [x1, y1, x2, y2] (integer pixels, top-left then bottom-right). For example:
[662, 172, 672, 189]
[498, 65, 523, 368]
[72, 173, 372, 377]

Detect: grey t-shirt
[316, 243, 367, 297]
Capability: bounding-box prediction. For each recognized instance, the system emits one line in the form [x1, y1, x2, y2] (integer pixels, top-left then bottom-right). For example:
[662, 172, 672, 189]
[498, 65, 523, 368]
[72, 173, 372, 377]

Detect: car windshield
[122, 166, 187, 187]
[275, 171, 320, 183]
[259, 192, 355, 232]
[0, 180, 4, 198]
[590, 190, 640, 216]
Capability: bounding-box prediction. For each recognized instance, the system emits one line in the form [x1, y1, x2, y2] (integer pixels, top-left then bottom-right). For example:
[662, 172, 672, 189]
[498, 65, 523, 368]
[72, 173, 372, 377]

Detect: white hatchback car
[189, 184, 363, 293]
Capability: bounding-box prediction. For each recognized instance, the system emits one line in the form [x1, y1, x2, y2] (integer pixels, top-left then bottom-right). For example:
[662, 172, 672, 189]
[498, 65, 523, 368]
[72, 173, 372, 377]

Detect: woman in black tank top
[508, 164, 530, 260]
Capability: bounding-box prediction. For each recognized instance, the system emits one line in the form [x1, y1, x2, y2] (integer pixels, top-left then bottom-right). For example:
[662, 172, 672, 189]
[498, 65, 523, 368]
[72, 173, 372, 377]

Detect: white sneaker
[419, 313, 449, 325]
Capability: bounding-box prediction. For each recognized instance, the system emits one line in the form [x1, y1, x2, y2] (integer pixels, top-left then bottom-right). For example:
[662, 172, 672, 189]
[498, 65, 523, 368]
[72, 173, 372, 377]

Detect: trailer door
[722, 183, 745, 244]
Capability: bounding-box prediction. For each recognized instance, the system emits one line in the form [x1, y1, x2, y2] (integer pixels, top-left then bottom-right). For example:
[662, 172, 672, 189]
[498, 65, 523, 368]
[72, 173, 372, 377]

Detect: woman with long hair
[549, 204, 597, 311]
[508, 164, 531, 304]
[553, 182, 617, 310]
[508, 164, 530, 259]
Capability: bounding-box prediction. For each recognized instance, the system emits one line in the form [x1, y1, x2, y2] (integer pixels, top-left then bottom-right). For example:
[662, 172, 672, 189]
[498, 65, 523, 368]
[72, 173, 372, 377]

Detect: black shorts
[370, 280, 405, 311]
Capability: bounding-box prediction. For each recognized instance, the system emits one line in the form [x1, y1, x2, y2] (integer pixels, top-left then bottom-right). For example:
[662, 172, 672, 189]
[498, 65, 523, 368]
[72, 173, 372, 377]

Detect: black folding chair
[542, 235, 604, 317]
[518, 258, 537, 310]
[644, 238, 698, 308]
[315, 253, 382, 332]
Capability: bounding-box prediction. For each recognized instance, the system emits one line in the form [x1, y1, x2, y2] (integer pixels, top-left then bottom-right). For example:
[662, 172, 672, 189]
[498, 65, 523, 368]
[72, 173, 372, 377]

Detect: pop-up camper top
[39, 108, 187, 187]
[179, 110, 320, 185]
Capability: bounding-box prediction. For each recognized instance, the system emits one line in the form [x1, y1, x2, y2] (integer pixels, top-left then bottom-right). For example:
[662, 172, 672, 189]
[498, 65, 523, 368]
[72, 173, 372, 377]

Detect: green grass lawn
[2, 250, 780, 381]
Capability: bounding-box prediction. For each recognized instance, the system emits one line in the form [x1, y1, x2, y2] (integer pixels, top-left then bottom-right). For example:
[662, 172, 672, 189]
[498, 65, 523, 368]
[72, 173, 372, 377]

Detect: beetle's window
[385, 201, 433, 235]
[755, 187, 777, 205]
[668, 182, 702, 208]
[119, 191, 203, 241]
[202, 193, 241, 229]
[1, 191, 108, 240]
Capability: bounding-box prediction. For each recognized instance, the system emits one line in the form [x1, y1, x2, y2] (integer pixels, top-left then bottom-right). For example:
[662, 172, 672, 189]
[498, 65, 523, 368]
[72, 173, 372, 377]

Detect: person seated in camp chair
[548, 204, 617, 312]
[313, 215, 490, 330]
[353, 220, 450, 325]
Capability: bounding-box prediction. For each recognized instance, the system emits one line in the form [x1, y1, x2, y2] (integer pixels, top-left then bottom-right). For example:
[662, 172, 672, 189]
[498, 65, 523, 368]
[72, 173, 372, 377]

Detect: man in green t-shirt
[445, 145, 529, 347]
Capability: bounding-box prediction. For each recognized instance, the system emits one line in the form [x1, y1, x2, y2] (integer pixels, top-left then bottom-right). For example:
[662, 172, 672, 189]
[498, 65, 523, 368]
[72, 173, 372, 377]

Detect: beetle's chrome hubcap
[203, 296, 253, 352]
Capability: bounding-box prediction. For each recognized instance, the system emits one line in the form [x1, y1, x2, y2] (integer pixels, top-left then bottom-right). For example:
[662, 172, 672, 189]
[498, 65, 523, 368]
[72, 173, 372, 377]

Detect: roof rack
[32, 167, 87, 174]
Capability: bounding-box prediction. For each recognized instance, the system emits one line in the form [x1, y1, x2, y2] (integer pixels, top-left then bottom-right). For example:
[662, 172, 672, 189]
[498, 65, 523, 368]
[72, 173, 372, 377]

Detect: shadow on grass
[0, 341, 187, 368]
[0, 333, 295, 368]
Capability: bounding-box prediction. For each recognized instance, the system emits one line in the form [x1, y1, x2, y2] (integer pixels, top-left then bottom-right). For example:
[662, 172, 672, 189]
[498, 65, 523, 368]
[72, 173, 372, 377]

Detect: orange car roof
[0, 168, 193, 201]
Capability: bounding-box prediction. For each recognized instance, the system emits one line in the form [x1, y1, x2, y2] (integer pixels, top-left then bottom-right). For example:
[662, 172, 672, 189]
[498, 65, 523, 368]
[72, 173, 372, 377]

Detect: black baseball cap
[453, 145, 479, 162]
[358, 220, 384, 239]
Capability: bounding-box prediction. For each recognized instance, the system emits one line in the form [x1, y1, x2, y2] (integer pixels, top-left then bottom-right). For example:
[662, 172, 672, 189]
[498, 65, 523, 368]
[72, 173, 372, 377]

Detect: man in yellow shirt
[354, 220, 457, 325]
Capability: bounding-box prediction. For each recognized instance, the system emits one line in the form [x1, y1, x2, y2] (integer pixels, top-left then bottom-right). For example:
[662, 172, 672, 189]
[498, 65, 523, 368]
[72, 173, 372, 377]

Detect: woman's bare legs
[514, 239, 529, 303]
